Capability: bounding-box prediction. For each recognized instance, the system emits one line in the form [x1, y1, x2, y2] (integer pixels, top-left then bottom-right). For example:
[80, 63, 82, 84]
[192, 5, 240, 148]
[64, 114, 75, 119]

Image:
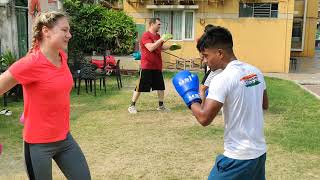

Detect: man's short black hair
[197, 26, 233, 52]
[204, 24, 215, 33]
[149, 18, 161, 26]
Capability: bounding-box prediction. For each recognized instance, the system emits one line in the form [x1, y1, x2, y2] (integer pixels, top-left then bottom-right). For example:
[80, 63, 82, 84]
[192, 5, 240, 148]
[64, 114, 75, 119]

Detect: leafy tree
[63, 0, 136, 62]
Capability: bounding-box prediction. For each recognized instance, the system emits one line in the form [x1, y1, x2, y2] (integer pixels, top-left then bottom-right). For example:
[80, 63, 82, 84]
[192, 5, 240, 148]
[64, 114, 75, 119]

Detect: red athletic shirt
[9, 49, 73, 143]
[140, 31, 163, 70]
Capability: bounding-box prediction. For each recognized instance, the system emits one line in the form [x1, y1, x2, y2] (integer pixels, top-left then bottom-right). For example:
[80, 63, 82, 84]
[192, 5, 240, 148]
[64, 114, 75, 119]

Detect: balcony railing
[127, 0, 224, 6]
[153, 0, 195, 5]
[127, 0, 198, 5]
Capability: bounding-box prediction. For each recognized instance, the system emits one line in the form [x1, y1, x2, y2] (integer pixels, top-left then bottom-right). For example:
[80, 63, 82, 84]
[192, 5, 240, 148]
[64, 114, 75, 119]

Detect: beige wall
[124, 0, 295, 72]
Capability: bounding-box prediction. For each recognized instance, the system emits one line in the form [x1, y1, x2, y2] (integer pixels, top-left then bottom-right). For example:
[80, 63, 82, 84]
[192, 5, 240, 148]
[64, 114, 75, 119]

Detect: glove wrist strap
[188, 99, 202, 109]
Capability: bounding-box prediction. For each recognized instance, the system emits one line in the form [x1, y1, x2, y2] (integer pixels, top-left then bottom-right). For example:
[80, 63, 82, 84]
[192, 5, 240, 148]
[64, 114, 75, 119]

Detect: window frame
[291, 0, 308, 51]
[183, 10, 195, 41]
[239, 3, 279, 18]
[153, 10, 195, 41]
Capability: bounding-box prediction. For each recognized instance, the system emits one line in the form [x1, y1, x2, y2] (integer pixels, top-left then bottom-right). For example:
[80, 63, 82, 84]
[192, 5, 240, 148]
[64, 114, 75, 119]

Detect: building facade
[124, 0, 317, 73]
[0, 0, 61, 59]
[0, 0, 317, 73]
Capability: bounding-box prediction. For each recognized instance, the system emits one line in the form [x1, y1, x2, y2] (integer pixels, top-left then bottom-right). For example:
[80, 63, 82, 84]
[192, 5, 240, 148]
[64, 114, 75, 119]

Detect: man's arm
[145, 39, 164, 52]
[172, 70, 223, 127]
[199, 84, 208, 106]
[190, 99, 223, 127]
[144, 33, 172, 52]
[161, 44, 171, 50]
[262, 90, 268, 110]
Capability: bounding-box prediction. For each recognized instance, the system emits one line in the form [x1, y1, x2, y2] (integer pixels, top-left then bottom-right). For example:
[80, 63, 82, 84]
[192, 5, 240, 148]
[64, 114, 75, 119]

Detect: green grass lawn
[0, 72, 319, 179]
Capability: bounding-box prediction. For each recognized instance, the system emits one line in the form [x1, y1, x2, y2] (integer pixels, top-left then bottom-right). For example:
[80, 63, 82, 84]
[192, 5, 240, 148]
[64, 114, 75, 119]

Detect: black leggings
[24, 133, 91, 180]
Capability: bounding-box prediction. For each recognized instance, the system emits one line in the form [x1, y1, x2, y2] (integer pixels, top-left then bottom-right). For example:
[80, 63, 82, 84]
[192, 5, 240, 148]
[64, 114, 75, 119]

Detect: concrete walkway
[266, 72, 320, 99]
[265, 73, 320, 85]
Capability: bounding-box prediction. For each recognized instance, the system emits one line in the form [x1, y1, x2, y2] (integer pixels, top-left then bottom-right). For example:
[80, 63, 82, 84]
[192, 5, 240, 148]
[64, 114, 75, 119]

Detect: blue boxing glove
[172, 70, 202, 108]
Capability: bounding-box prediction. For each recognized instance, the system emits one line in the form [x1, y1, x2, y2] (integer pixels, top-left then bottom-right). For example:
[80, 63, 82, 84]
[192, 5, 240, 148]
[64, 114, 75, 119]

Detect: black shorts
[135, 69, 165, 92]
[201, 70, 212, 85]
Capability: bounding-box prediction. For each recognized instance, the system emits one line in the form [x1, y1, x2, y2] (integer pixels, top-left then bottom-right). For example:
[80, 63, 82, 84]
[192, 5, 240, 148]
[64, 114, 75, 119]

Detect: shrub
[0, 51, 16, 71]
[63, 0, 136, 55]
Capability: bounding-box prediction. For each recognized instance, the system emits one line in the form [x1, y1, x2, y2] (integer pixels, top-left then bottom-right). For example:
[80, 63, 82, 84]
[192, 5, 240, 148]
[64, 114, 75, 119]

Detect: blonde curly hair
[29, 11, 67, 53]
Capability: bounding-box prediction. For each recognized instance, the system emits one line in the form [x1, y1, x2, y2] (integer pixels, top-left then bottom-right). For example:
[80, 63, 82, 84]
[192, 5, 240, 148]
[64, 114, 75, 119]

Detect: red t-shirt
[140, 31, 163, 70]
[9, 49, 73, 143]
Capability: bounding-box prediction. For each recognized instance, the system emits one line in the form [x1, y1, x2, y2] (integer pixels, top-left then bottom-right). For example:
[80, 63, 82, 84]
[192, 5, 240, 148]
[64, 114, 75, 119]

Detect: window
[185, 12, 193, 39]
[239, 3, 278, 18]
[291, 0, 306, 50]
[154, 11, 194, 40]
[15, 0, 28, 6]
[291, 19, 303, 49]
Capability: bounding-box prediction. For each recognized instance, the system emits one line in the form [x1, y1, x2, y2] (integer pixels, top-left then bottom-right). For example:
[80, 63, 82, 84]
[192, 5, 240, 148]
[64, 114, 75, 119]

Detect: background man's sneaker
[128, 105, 137, 114]
[157, 105, 170, 111]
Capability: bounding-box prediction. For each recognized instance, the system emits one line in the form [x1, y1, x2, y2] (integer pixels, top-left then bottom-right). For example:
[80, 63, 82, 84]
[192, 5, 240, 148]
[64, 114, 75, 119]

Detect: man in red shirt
[128, 18, 173, 114]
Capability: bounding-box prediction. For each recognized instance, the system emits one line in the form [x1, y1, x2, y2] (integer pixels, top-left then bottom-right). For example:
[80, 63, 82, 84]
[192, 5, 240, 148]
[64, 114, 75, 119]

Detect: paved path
[265, 73, 320, 85]
[265, 73, 320, 99]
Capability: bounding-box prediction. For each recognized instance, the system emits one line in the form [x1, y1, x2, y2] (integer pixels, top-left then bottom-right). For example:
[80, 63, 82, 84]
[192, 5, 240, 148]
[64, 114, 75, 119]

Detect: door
[135, 24, 145, 51]
[16, 7, 28, 58]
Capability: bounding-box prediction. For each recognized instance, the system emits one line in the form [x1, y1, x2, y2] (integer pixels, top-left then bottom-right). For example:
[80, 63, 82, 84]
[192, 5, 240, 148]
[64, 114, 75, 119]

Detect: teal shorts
[208, 153, 266, 180]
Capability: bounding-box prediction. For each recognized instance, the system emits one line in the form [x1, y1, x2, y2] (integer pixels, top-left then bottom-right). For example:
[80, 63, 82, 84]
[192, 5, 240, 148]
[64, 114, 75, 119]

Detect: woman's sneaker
[128, 105, 137, 114]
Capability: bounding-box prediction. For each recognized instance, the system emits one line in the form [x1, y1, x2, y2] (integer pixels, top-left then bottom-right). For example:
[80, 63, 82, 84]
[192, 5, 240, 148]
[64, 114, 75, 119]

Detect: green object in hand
[161, 33, 173, 41]
[169, 43, 182, 51]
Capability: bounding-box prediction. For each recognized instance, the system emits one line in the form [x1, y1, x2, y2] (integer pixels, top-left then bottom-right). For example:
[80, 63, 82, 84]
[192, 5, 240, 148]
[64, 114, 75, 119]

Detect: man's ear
[217, 49, 224, 58]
